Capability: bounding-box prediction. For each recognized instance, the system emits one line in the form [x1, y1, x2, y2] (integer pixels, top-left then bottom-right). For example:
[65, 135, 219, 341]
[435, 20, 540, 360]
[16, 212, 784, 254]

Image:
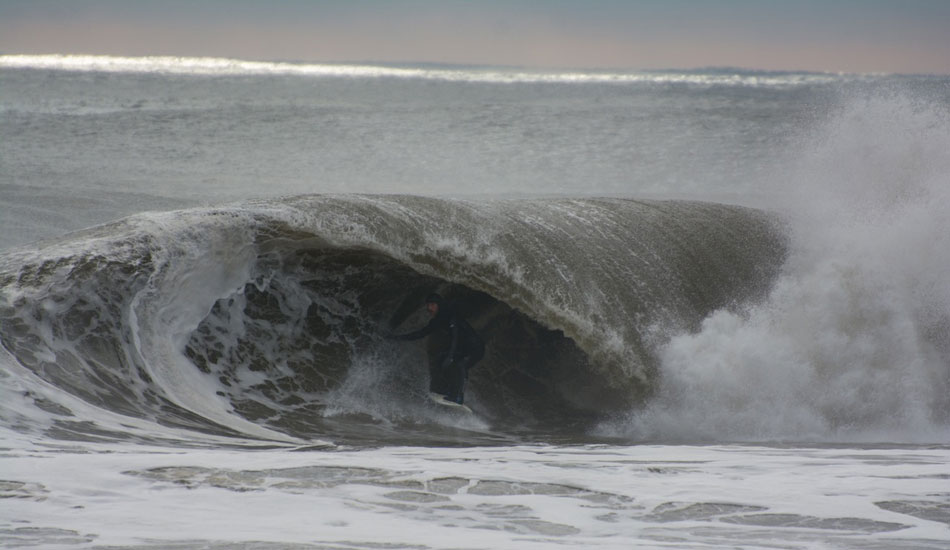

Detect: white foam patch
[2, 438, 947, 549]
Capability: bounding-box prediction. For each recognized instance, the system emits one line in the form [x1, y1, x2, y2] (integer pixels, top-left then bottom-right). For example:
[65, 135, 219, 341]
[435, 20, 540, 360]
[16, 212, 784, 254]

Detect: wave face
[0, 196, 783, 444]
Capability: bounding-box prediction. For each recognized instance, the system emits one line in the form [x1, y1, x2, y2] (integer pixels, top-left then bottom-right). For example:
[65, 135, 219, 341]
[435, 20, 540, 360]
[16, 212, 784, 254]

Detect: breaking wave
[0, 196, 783, 445]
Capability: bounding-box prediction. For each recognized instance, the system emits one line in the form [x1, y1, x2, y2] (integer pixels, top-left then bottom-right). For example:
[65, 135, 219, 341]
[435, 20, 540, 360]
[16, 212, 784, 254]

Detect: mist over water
[613, 92, 950, 442]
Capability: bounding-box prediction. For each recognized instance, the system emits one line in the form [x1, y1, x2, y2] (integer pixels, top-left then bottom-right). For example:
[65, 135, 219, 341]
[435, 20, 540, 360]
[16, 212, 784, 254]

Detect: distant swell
[0, 195, 785, 443]
[0, 54, 850, 87]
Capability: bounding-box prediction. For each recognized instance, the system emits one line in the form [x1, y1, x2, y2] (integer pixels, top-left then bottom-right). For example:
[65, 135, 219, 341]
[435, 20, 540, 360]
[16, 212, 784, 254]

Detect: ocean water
[1, 55, 948, 549]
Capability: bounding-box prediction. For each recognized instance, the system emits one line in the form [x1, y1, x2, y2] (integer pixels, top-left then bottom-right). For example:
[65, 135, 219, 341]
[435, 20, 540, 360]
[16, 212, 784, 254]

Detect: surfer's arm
[390, 318, 437, 341]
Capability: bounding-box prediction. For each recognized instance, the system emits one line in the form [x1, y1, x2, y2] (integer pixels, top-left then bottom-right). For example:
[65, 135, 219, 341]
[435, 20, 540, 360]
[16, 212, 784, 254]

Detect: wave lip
[0, 54, 857, 87]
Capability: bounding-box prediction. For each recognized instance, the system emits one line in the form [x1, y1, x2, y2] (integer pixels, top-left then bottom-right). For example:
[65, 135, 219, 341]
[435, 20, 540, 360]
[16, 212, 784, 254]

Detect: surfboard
[428, 392, 474, 414]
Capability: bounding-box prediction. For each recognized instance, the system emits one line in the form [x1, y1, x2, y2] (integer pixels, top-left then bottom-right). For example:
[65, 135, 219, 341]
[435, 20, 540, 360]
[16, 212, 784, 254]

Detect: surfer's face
[426, 302, 439, 316]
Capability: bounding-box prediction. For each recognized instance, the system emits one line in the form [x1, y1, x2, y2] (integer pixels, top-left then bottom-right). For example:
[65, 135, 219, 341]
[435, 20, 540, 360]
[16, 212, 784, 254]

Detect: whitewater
[1, 55, 948, 549]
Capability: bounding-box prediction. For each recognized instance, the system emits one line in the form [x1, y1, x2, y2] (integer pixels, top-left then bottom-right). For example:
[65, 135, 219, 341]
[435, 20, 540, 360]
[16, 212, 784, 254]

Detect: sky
[2, 0, 949, 74]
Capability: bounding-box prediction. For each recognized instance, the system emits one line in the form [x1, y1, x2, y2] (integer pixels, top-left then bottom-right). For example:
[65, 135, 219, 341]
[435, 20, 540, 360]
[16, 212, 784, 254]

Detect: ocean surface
[1, 54, 949, 549]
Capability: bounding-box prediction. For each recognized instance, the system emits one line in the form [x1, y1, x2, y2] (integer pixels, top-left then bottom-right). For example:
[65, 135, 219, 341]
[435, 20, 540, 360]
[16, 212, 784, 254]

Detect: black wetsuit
[395, 304, 484, 404]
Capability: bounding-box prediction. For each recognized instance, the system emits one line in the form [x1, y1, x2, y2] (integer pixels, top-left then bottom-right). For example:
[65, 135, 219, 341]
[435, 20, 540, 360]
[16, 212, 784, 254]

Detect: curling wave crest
[0, 195, 783, 444]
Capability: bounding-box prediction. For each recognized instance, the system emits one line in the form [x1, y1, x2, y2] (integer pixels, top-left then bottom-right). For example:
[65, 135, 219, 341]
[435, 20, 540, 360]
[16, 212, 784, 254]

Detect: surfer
[389, 293, 484, 405]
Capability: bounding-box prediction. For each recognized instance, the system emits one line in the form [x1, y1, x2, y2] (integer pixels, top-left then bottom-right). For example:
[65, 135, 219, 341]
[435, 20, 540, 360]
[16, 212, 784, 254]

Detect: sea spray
[611, 91, 950, 442]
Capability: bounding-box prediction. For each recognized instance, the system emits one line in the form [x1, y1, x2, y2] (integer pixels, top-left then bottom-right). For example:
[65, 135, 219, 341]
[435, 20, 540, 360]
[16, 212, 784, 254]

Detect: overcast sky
[2, 0, 949, 74]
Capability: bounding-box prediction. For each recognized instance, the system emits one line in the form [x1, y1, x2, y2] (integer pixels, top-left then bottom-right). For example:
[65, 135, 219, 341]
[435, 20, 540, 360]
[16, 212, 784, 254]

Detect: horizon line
[2, 53, 937, 79]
